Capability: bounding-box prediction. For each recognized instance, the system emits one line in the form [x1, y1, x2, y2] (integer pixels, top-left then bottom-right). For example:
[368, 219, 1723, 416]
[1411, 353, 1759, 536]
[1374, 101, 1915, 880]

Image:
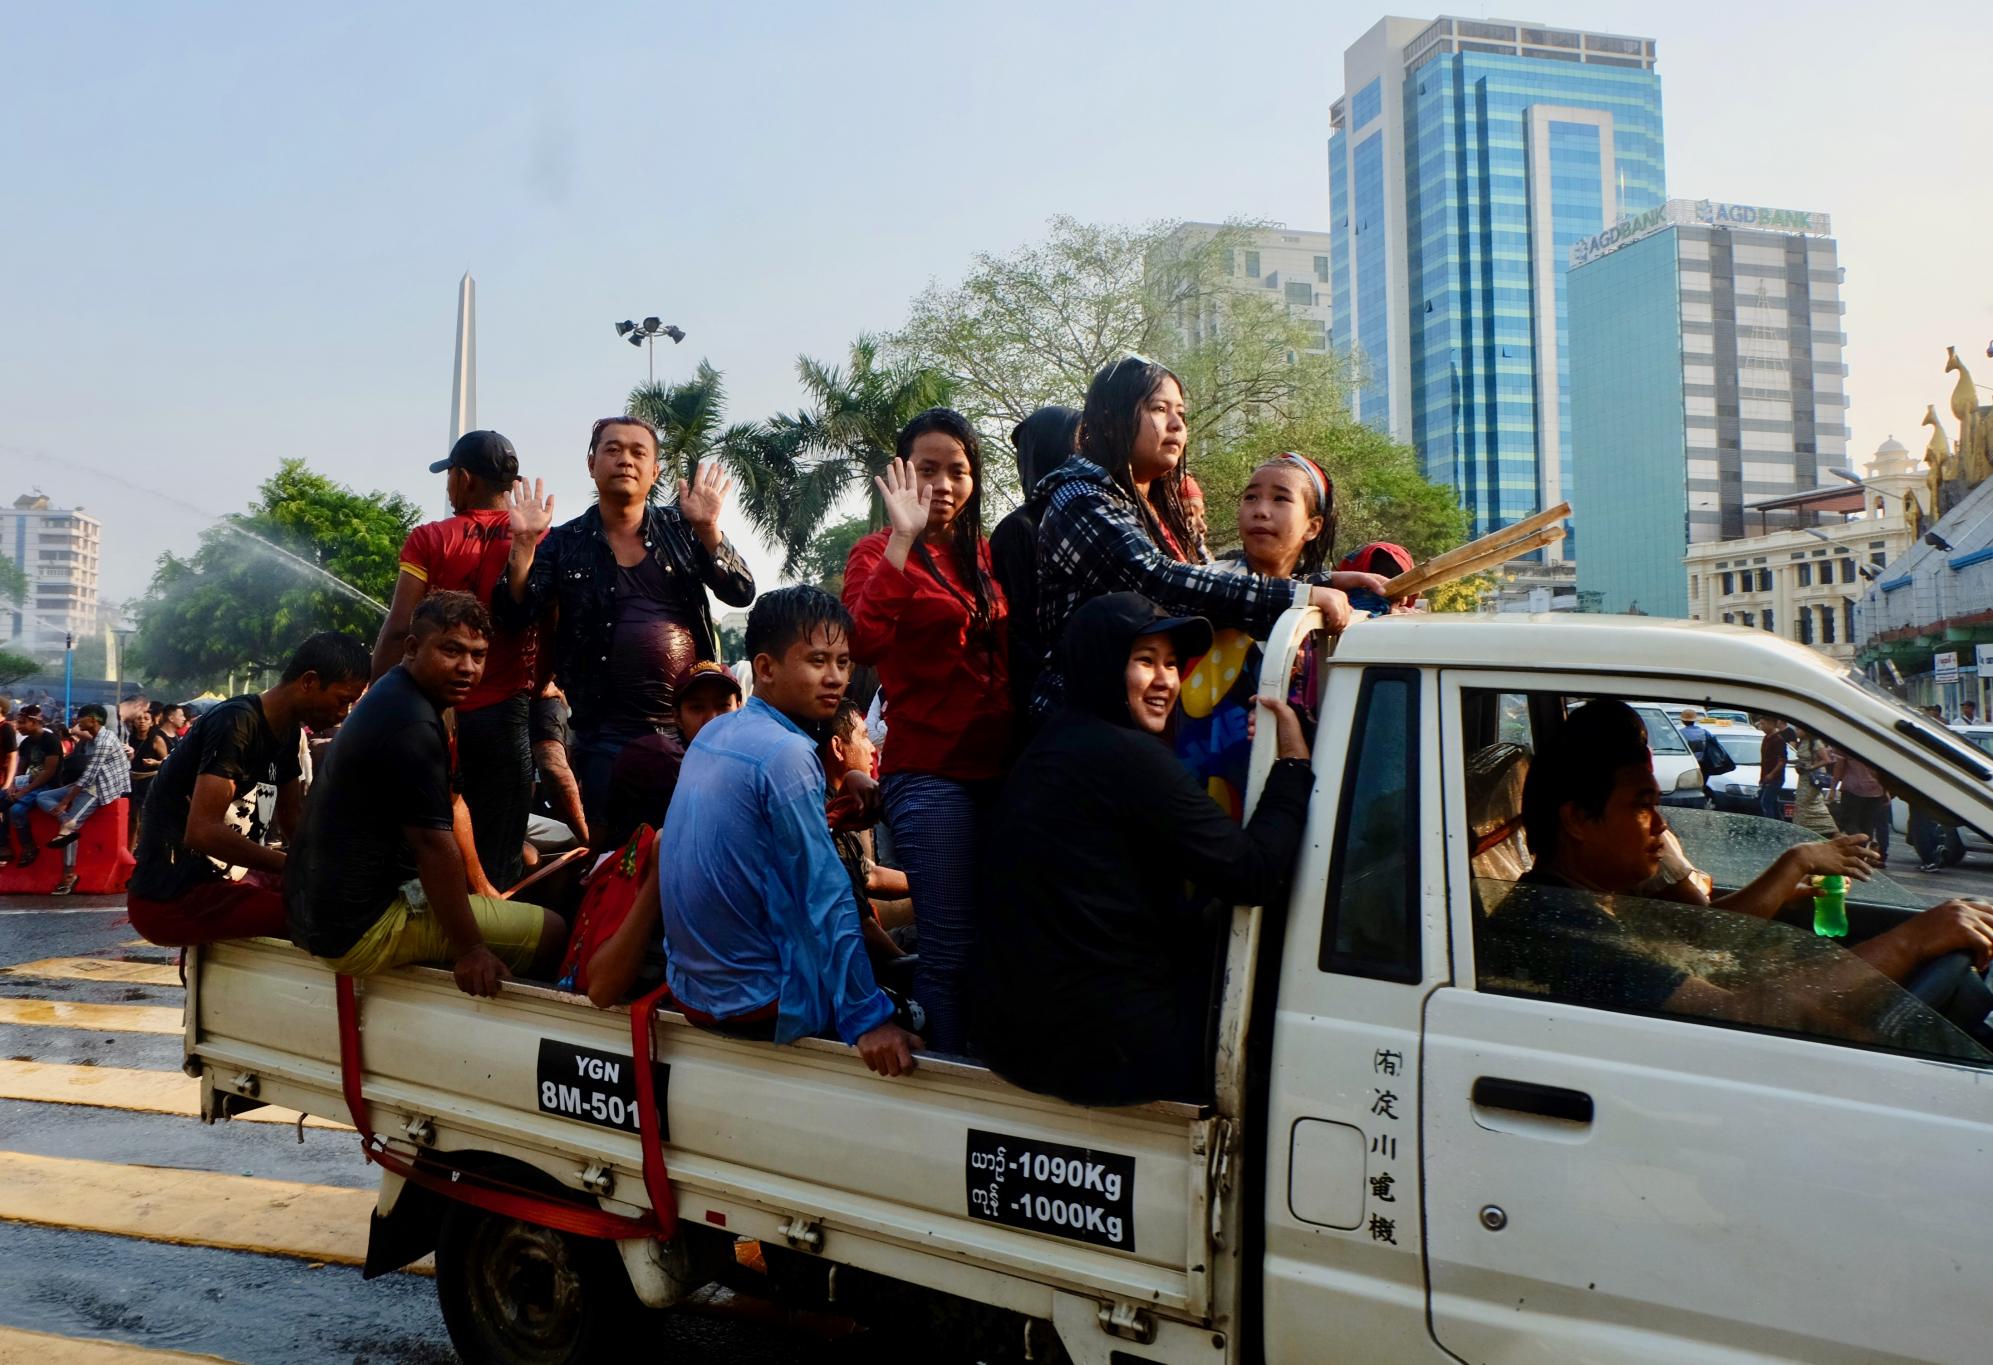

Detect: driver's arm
[1711, 834, 1880, 920]
[1849, 900, 1993, 982]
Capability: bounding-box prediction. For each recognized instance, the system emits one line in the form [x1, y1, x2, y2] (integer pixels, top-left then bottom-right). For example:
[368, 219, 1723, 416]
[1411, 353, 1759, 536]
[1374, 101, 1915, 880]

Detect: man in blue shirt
[659, 587, 923, 1077]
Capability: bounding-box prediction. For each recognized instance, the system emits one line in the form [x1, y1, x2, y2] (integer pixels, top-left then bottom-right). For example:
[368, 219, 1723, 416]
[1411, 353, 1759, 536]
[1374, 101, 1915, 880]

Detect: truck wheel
[434, 1201, 639, 1365]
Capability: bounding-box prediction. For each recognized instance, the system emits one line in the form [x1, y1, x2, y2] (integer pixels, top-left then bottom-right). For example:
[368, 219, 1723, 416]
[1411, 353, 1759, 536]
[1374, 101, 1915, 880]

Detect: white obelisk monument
[449, 272, 476, 444]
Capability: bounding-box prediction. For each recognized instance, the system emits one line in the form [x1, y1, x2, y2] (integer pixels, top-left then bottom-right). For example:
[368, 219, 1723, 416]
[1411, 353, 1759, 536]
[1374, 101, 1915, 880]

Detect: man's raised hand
[506, 478, 555, 539]
[677, 461, 733, 534]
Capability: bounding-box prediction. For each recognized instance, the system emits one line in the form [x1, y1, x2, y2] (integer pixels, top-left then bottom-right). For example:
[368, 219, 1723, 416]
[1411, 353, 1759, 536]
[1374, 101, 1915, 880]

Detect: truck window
[1460, 687, 1993, 1068]
[1318, 668, 1420, 982]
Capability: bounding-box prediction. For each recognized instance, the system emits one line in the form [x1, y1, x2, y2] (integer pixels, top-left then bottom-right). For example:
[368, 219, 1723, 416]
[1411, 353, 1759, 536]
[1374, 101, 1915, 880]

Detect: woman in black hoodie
[974, 592, 1315, 1107]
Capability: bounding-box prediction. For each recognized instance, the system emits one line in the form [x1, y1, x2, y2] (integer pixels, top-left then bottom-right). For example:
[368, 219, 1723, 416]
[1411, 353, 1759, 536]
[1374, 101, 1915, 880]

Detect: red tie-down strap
[334, 975, 678, 1242]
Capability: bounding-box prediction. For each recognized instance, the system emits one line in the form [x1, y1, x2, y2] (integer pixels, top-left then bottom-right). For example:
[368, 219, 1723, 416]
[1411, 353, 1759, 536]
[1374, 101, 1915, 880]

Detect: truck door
[1421, 673, 1993, 1364]
[1258, 664, 1453, 1363]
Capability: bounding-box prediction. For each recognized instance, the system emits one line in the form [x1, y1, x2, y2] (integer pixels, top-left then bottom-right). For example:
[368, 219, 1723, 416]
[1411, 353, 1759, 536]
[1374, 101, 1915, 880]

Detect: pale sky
[4, 2, 1990, 610]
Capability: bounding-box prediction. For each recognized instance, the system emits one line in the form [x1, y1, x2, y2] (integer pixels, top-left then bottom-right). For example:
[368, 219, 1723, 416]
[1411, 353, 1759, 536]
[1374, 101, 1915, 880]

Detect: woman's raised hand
[874, 457, 933, 546]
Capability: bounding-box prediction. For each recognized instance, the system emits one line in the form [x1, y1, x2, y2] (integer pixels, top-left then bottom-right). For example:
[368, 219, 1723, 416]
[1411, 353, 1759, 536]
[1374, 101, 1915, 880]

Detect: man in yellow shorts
[285, 591, 564, 995]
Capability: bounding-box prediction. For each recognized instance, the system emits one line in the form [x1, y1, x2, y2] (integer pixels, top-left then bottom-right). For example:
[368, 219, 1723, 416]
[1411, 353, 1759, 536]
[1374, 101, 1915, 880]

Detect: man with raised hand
[496, 416, 754, 841]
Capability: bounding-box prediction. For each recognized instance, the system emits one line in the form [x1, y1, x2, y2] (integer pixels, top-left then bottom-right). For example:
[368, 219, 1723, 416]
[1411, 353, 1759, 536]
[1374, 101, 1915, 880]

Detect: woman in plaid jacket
[1030, 357, 1355, 716]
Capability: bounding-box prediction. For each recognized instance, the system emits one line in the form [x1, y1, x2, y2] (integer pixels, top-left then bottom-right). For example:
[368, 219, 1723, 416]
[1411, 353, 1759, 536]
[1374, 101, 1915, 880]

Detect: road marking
[2, 958, 180, 987]
[0, 1151, 425, 1273]
[0, 905, 130, 916]
[0, 1060, 348, 1130]
[0, 1325, 233, 1363]
[0, 1326, 233, 1363]
[0, 999, 183, 1034]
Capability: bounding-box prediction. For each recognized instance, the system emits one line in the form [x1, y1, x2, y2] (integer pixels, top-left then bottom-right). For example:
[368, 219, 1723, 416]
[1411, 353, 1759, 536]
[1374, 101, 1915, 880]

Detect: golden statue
[1923, 405, 1959, 519]
[1948, 346, 1992, 486]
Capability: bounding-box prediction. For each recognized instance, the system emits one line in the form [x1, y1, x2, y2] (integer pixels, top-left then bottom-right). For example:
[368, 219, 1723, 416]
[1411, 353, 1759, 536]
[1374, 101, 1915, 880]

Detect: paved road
[0, 900, 854, 1365]
[5, 856, 1992, 1364]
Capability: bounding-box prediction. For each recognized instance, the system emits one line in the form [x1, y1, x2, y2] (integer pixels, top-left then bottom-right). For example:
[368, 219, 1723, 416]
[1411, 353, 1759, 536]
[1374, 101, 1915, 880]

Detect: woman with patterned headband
[1176, 452, 1395, 819]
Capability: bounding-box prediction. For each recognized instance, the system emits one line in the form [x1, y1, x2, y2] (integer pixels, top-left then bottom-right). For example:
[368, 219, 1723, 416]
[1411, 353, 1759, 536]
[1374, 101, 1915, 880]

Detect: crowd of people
[11, 350, 1989, 1108]
[1675, 705, 1972, 874]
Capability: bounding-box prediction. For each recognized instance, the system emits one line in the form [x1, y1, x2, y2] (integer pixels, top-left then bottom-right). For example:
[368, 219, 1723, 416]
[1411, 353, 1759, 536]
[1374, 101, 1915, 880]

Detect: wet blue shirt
[658, 696, 891, 1045]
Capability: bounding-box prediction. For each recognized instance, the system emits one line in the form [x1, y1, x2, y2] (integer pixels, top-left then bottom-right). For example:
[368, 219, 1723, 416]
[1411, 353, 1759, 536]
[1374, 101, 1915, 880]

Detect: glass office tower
[1328, 16, 1666, 554]
[1570, 202, 1849, 617]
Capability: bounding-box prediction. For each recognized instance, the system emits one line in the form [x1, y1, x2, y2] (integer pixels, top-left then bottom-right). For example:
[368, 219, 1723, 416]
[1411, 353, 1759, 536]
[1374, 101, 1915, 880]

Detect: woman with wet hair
[1030, 357, 1354, 715]
[844, 407, 1010, 1054]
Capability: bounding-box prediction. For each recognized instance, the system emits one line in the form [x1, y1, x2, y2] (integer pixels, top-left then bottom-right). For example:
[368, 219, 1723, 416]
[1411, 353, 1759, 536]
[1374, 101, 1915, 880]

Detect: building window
[1798, 611, 1814, 645]
[1796, 563, 1812, 588]
[1820, 605, 1837, 645]
[1690, 575, 1700, 596]
[1222, 248, 1235, 275]
[1245, 251, 1260, 279]
[1314, 255, 1330, 283]
[1721, 572, 1734, 595]
[1741, 611, 1755, 627]
[1870, 552, 1886, 568]
[1285, 281, 1313, 306]
[1839, 558, 1856, 584]
[1757, 569, 1772, 592]
[1723, 612, 1735, 624]
[1844, 600, 1856, 640]
[1763, 609, 1774, 632]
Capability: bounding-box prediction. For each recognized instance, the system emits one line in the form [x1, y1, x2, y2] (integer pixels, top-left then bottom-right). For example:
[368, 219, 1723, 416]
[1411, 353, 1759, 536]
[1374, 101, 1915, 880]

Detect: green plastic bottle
[1813, 874, 1848, 938]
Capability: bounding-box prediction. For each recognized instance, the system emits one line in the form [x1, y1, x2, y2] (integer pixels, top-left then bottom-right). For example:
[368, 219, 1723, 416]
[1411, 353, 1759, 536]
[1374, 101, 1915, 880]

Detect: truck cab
[188, 611, 1993, 1364]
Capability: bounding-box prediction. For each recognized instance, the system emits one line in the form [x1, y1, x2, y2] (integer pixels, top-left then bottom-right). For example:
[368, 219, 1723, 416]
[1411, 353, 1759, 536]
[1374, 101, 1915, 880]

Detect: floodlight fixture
[615, 320, 636, 336]
[643, 316, 661, 332]
[1924, 531, 1954, 552]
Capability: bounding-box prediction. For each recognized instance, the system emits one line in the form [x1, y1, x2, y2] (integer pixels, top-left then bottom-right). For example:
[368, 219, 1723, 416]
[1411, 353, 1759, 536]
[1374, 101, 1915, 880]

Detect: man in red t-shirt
[371, 431, 541, 889]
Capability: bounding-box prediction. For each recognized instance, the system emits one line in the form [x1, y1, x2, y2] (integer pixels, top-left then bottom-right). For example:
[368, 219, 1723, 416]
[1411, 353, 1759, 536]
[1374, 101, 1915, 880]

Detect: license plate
[534, 1038, 669, 1137]
[964, 1128, 1136, 1251]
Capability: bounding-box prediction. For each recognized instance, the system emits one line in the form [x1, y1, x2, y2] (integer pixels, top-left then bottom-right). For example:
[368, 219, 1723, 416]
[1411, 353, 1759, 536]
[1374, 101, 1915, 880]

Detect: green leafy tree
[794, 515, 872, 597]
[898, 215, 1465, 562]
[730, 337, 954, 576]
[131, 460, 417, 692]
[0, 650, 37, 688]
[1194, 390, 1468, 565]
[624, 360, 766, 501]
[0, 554, 27, 611]
[893, 217, 1325, 487]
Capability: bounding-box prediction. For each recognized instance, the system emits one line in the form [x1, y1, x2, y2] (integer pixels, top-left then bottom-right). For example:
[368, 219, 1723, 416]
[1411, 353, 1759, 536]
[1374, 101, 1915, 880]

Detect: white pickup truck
[185, 610, 1993, 1364]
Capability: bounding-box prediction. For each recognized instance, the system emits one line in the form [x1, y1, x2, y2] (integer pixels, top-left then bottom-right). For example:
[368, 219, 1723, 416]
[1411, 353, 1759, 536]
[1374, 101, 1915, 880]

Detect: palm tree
[625, 360, 732, 499]
[736, 335, 954, 575]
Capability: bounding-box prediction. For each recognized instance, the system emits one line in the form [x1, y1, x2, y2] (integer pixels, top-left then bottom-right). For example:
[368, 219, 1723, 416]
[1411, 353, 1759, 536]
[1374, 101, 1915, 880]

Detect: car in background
[1702, 728, 1797, 817]
[1629, 701, 1711, 807]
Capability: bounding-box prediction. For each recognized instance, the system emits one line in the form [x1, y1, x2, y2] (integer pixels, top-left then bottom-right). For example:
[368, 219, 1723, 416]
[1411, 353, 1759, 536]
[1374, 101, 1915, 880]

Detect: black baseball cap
[430, 430, 520, 483]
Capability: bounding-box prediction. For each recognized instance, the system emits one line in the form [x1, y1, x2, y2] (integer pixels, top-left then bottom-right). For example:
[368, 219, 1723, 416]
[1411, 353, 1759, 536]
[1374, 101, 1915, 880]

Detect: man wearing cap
[372, 430, 540, 889]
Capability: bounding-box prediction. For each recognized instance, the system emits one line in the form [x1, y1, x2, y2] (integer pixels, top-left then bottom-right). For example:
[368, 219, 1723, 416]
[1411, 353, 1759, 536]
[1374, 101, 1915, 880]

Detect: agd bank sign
[1570, 199, 1833, 268]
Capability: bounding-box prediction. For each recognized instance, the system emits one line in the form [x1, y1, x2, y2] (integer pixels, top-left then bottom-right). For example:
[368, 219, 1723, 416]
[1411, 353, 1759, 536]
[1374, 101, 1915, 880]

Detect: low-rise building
[2, 492, 103, 663]
[1685, 438, 1919, 662]
[1160, 222, 1334, 356]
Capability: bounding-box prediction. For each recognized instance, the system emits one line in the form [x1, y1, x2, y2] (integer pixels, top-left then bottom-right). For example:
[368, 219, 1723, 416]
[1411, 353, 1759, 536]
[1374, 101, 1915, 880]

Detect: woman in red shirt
[844, 408, 1010, 1054]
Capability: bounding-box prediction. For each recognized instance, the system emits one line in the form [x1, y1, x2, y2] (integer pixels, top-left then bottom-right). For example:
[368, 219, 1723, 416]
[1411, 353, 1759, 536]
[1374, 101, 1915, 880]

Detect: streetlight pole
[613, 317, 686, 383]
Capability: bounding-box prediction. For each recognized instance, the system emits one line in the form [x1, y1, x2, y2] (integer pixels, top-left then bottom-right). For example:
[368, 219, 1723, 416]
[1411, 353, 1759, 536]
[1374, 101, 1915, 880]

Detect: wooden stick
[1381, 502, 1571, 598]
[1387, 526, 1564, 600]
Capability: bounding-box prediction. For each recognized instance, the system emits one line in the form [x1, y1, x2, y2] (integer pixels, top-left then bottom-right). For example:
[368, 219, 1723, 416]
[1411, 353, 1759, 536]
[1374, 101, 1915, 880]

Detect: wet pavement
[0, 900, 853, 1364]
[6, 856, 1993, 1364]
